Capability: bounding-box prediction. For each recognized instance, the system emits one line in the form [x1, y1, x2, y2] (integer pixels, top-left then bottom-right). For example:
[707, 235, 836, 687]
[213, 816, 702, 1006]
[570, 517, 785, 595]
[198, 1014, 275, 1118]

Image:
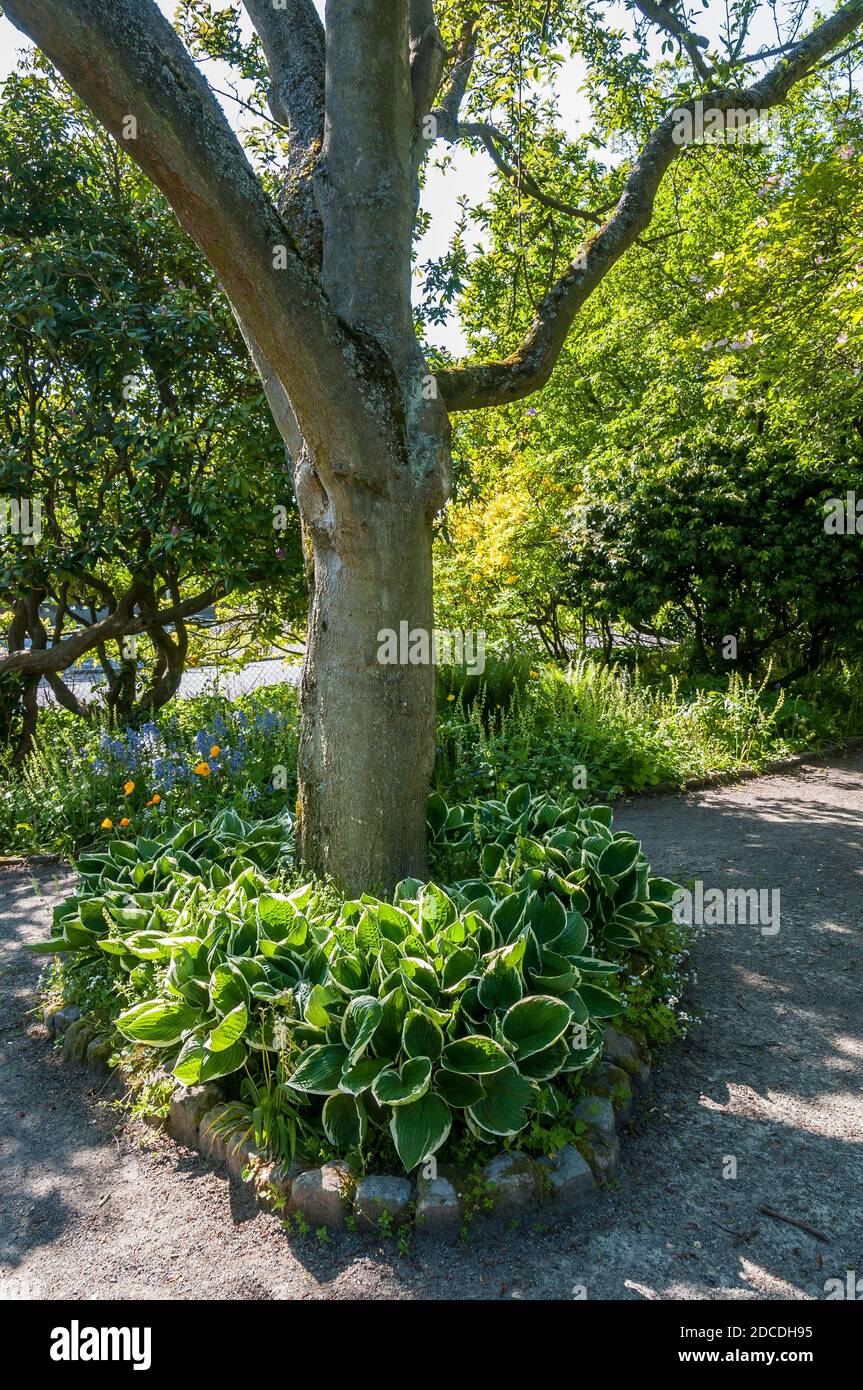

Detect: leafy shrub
[34, 788, 680, 1175]
[434, 659, 810, 801]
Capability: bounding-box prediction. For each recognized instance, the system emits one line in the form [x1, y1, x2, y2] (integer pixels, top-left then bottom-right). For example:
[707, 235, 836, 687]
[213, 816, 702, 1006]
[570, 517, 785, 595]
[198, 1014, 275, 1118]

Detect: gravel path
[1, 752, 861, 1301]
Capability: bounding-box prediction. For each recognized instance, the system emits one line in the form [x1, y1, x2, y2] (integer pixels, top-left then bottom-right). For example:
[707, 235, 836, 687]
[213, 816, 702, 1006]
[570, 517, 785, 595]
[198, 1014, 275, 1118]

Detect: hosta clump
[28, 805, 292, 974]
[279, 878, 612, 1171]
[38, 788, 678, 1174]
[428, 784, 680, 960]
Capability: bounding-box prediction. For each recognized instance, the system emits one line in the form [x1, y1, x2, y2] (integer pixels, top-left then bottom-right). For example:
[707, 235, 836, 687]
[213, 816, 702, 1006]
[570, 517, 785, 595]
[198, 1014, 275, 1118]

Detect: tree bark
[299, 491, 437, 892]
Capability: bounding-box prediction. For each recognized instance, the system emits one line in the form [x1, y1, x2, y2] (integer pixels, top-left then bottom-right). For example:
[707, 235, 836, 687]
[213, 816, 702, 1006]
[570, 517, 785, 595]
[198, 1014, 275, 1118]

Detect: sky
[0, 2, 806, 354]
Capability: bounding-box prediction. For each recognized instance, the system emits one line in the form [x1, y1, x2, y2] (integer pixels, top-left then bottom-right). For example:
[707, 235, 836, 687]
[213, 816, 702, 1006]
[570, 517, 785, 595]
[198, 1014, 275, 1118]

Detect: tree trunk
[298, 490, 437, 895]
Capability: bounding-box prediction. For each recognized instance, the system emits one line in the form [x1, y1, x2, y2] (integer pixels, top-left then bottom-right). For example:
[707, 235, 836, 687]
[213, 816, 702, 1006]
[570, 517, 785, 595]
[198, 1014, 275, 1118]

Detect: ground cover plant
[35, 788, 689, 1177]
[4, 653, 858, 858]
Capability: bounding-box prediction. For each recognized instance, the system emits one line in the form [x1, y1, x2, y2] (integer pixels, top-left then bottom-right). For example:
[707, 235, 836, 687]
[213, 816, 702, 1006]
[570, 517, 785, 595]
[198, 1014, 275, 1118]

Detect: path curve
[1, 752, 861, 1300]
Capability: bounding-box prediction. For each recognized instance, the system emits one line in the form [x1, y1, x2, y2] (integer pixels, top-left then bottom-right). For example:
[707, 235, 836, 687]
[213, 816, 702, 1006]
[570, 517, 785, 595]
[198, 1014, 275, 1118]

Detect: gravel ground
[0, 751, 861, 1301]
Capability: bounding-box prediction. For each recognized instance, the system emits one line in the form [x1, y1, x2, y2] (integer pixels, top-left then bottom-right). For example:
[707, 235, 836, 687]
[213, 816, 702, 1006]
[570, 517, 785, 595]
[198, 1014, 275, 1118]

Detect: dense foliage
[0, 64, 304, 755]
[435, 85, 863, 677]
[36, 790, 683, 1173]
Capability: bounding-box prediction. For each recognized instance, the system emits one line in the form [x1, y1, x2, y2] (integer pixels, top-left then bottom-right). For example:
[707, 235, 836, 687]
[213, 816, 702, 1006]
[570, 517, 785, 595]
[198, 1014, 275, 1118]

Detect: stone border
[45, 1003, 652, 1237]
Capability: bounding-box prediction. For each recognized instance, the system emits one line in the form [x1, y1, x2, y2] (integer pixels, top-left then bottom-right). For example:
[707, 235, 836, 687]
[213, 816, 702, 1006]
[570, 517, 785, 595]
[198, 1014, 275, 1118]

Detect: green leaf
[372, 1056, 432, 1107]
[597, 837, 641, 879]
[208, 1002, 248, 1052]
[426, 793, 449, 836]
[339, 1056, 389, 1095]
[441, 1034, 511, 1075]
[323, 1093, 367, 1150]
[505, 785, 531, 818]
[390, 1093, 451, 1171]
[115, 998, 200, 1046]
[434, 1069, 484, 1108]
[467, 1066, 534, 1137]
[340, 995, 383, 1065]
[402, 1009, 444, 1061]
[209, 963, 248, 1016]
[200, 1040, 247, 1081]
[579, 983, 625, 1018]
[517, 1037, 570, 1081]
[480, 842, 506, 877]
[501, 995, 572, 1059]
[286, 1044, 349, 1094]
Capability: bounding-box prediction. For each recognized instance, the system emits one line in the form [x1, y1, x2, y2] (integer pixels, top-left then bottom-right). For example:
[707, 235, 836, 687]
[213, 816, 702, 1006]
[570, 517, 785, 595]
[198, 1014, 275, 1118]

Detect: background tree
[436, 79, 863, 676]
[0, 62, 305, 759]
[3, 0, 863, 890]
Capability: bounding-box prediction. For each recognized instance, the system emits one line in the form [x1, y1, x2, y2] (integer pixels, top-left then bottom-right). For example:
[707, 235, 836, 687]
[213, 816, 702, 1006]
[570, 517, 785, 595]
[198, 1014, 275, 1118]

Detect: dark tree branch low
[0, 583, 223, 678]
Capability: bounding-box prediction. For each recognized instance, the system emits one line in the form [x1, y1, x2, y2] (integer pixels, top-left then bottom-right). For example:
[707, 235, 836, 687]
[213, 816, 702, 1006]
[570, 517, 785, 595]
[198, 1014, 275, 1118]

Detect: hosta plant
[37, 789, 679, 1174]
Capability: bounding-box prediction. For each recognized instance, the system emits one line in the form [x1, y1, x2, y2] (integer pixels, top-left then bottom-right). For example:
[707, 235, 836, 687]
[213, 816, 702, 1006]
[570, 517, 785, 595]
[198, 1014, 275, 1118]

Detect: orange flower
[447, 694, 456, 702]
[123, 780, 135, 796]
[210, 745, 220, 759]
[101, 818, 113, 830]
[146, 793, 161, 807]
[193, 762, 210, 777]
[120, 817, 130, 828]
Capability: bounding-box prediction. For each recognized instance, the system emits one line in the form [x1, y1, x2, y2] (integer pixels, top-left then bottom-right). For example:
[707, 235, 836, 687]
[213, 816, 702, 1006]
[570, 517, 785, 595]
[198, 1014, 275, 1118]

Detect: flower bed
[36, 788, 691, 1234]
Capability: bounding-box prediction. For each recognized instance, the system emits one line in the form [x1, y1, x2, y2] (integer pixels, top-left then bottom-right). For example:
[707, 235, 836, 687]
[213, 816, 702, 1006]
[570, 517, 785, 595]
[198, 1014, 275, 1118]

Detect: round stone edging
[44, 1002, 652, 1238]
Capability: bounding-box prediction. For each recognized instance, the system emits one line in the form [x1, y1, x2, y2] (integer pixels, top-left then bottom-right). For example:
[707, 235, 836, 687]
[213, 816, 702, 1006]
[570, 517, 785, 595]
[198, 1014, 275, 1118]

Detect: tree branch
[632, 1, 712, 83]
[437, 0, 863, 412]
[241, 0, 325, 260]
[0, 583, 223, 678]
[443, 115, 609, 223]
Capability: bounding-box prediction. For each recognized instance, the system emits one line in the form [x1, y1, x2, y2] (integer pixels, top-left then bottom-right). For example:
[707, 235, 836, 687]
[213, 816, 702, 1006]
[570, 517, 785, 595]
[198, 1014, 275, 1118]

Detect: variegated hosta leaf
[501, 995, 573, 1060]
[116, 997, 201, 1046]
[441, 1034, 511, 1075]
[578, 983, 626, 1018]
[467, 1065, 535, 1137]
[173, 1034, 247, 1084]
[402, 1009, 444, 1061]
[323, 1093, 367, 1150]
[390, 1093, 451, 1171]
[517, 1037, 570, 1081]
[208, 1002, 248, 1052]
[340, 994, 383, 1065]
[286, 1043, 349, 1093]
[372, 1056, 432, 1107]
[339, 1056, 389, 1095]
[434, 1069, 485, 1108]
